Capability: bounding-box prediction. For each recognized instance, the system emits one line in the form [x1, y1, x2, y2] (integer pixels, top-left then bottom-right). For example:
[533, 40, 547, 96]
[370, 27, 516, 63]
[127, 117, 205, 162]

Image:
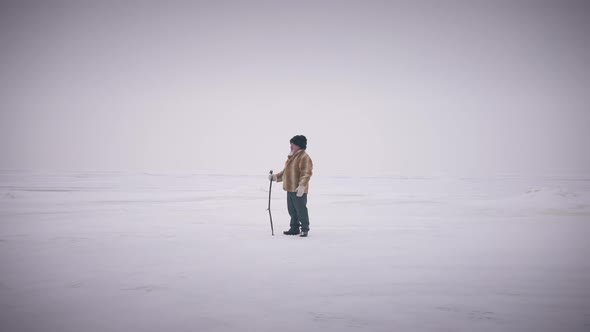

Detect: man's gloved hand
[268, 174, 277, 181]
[296, 185, 305, 197]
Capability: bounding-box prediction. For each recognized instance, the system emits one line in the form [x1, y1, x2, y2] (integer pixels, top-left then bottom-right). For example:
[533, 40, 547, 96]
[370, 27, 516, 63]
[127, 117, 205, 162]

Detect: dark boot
[283, 229, 300, 235]
[300, 231, 308, 237]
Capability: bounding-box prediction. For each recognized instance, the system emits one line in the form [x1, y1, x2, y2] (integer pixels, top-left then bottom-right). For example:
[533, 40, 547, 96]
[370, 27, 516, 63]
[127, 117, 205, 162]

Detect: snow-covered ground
[1, 171, 589, 332]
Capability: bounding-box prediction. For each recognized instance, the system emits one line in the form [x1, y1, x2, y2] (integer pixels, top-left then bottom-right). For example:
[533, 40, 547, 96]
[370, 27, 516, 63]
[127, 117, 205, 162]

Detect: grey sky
[1, 0, 589, 176]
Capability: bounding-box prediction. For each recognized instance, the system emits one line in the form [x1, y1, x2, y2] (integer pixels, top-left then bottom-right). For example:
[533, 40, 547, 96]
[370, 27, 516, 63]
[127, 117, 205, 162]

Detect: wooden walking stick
[267, 170, 274, 236]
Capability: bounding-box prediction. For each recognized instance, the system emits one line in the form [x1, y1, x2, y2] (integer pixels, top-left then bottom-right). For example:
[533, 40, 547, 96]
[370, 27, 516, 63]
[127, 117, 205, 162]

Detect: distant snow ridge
[3, 193, 16, 199]
[520, 187, 589, 216]
[525, 187, 578, 198]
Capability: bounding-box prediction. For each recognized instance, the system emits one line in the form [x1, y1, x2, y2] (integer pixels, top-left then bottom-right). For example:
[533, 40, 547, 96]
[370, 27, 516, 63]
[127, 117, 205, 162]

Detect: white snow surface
[1, 171, 589, 332]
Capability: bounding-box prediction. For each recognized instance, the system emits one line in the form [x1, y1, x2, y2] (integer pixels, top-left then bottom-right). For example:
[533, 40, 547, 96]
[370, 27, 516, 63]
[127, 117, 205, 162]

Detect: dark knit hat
[290, 135, 307, 149]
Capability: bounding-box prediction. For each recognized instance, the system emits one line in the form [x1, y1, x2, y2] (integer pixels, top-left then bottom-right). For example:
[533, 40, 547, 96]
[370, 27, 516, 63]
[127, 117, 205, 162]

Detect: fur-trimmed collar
[288, 149, 306, 158]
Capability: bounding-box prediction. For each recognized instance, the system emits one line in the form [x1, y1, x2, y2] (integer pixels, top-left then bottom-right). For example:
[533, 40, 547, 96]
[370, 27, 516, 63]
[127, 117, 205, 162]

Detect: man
[269, 135, 313, 237]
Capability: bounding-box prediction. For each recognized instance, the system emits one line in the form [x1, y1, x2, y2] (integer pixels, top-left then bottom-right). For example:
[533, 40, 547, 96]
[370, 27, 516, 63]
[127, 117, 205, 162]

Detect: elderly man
[269, 135, 313, 237]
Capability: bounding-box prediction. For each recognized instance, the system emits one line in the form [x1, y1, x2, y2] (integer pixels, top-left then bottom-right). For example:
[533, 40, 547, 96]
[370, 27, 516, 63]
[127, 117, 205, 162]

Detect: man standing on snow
[269, 135, 313, 237]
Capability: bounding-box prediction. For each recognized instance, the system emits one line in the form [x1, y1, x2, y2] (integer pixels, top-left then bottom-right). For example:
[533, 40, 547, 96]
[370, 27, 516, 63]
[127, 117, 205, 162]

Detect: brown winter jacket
[276, 149, 313, 193]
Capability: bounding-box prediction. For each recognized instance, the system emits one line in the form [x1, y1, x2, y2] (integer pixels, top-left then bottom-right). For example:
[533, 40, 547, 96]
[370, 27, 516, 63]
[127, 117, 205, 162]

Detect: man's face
[290, 143, 300, 153]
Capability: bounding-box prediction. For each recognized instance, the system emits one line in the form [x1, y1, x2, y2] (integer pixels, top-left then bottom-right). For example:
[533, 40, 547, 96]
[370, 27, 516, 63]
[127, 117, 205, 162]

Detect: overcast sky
[1, 0, 589, 176]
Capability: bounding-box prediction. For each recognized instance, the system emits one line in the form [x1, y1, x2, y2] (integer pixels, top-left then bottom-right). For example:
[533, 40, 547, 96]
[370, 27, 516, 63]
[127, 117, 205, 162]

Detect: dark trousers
[287, 192, 309, 232]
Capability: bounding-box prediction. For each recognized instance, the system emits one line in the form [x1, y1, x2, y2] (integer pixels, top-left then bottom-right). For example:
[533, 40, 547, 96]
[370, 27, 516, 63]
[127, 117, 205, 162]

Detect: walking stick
[267, 170, 274, 236]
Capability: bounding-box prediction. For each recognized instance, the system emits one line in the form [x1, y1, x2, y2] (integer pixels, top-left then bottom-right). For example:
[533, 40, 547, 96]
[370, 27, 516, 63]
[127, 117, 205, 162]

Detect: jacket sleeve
[298, 155, 313, 186]
[275, 169, 284, 182]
